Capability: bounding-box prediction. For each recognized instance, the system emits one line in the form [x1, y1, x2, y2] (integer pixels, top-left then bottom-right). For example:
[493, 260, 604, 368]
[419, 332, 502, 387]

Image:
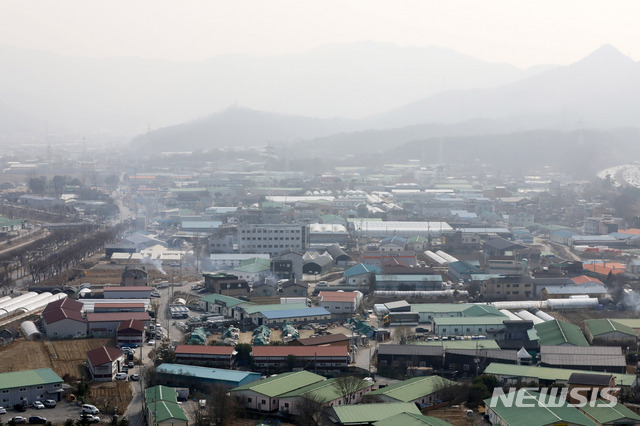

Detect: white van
[82, 404, 99, 414]
[115, 373, 128, 380]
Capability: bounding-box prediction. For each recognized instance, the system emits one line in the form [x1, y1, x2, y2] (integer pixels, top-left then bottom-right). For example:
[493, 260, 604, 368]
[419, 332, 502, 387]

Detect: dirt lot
[425, 405, 482, 425]
[89, 381, 133, 416]
[0, 338, 113, 380]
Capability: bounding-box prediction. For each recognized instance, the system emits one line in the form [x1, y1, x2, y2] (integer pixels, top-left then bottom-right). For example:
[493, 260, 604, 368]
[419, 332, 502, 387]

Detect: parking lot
[2, 399, 112, 424]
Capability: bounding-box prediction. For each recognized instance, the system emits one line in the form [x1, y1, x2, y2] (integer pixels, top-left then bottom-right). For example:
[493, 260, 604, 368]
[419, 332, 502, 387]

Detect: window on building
[19, 388, 26, 392]
[262, 400, 266, 405]
[36, 386, 44, 390]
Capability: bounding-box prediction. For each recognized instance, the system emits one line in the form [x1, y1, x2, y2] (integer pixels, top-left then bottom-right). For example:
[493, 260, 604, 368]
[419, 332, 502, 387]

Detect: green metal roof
[230, 371, 325, 397]
[484, 389, 597, 426]
[412, 339, 500, 350]
[147, 400, 189, 423]
[579, 402, 640, 424]
[533, 319, 589, 346]
[331, 402, 421, 425]
[607, 318, 640, 329]
[278, 378, 371, 402]
[368, 376, 455, 402]
[199, 293, 249, 308]
[241, 303, 308, 315]
[145, 385, 178, 404]
[584, 318, 637, 337]
[0, 368, 62, 389]
[483, 362, 637, 387]
[461, 305, 506, 317]
[233, 258, 271, 273]
[373, 412, 452, 426]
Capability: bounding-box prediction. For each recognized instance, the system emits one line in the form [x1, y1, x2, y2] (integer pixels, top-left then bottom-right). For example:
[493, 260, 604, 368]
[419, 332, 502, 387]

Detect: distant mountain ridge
[0, 41, 551, 138]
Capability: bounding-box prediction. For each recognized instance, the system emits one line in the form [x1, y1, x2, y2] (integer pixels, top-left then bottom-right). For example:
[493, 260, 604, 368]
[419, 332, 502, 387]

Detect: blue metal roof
[156, 363, 261, 385]
[344, 263, 382, 277]
[262, 307, 331, 319]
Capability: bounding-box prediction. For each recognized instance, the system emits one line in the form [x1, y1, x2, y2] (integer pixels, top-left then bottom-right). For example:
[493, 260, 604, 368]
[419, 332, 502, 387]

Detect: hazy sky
[1, 0, 638, 68]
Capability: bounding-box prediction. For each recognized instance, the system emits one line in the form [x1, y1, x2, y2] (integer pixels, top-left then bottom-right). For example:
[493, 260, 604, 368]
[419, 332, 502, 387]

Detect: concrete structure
[237, 224, 308, 256]
[121, 265, 148, 286]
[0, 368, 63, 406]
[87, 346, 125, 381]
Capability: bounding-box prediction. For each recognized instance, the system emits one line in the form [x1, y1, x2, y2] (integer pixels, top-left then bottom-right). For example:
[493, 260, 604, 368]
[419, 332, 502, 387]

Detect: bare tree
[332, 376, 365, 406]
[295, 392, 325, 426]
[208, 384, 240, 426]
[393, 326, 413, 345]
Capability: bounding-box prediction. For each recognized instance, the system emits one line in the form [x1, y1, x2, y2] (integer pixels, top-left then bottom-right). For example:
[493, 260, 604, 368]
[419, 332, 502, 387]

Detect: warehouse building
[156, 364, 261, 390]
[230, 370, 325, 412]
[174, 345, 237, 368]
[144, 386, 188, 426]
[0, 368, 63, 406]
[251, 345, 349, 371]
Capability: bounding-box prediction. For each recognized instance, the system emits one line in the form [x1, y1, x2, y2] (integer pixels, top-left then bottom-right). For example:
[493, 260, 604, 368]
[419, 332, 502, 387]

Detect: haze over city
[3, 3, 640, 426]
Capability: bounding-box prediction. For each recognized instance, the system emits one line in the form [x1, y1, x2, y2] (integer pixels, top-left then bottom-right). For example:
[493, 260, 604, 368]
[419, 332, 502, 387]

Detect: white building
[318, 291, 363, 314]
[87, 346, 124, 381]
[237, 224, 308, 255]
[41, 298, 86, 338]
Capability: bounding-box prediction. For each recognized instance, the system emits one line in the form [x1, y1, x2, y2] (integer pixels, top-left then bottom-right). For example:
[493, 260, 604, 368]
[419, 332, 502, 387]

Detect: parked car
[81, 404, 99, 414]
[115, 372, 128, 380]
[43, 400, 57, 408]
[0, 406, 6, 414]
[128, 361, 134, 368]
[32, 401, 45, 410]
[28, 416, 47, 424]
[148, 339, 156, 346]
[11, 416, 27, 424]
[79, 414, 100, 423]
[14, 403, 27, 412]
[150, 291, 161, 298]
[121, 366, 128, 373]
[129, 373, 140, 381]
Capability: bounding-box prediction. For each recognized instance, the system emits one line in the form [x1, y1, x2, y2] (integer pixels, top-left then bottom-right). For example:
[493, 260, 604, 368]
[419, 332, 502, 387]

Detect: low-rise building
[327, 402, 422, 425]
[375, 274, 443, 291]
[432, 316, 507, 339]
[539, 346, 626, 373]
[367, 376, 455, 406]
[116, 319, 145, 347]
[41, 298, 86, 339]
[87, 312, 151, 337]
[174, 345, 236, 368]
[87, 346, 125, 381]
[251, 345, 349, 371]
[198, 293, 249, 317]
[532, 319, 589, 347]
[0, 368, 63, 406]
[156, 364, 261, 390]
[318, 291, 362, 314]
[103, 286, 152, 299]
[343, 263, 381, 286]
[230, 370, 326, 412]
[277, 377, 373, 415]
[584, 318, 638, 349]
[144, 386, 188, 426]
[290, 333, 352, 349]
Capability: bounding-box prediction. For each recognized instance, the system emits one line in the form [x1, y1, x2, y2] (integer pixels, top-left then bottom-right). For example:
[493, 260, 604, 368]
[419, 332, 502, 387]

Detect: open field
[0, 338, 113, 380]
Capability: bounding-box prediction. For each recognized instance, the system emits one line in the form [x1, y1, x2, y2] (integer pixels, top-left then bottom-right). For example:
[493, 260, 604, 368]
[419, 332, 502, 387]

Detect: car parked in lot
[0, 406, 6, 414]
[81, 404, 99, 414]
[129, 373, 140, 381]
[148, 339, 156, 346]
[28, 416, 47, 424]
[11, 416, 27, 424]
[115, 372, 128, 380]
[79, 414, 100, 423]
[121, 365, 128, 373]
[43, 400, 57, 408]
[32, 401, 45, 410]
[128, 361, 135, 368]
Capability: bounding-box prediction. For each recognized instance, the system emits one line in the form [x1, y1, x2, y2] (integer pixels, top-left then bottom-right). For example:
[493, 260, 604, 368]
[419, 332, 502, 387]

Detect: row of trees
[0, 224, 122, 291]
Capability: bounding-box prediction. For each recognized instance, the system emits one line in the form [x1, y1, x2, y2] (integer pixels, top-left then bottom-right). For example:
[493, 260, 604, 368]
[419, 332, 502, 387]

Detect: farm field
[0, 338, 113, 380]
[90, 381, 133, 415]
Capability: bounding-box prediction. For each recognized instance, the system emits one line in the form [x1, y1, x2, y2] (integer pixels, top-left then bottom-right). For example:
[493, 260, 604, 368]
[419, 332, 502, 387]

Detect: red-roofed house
[116, 319, 145, 347]
[318, 291, 363, 314]
[87, 346, 124, 381]
[251, 345, 349, 371]
[42, 298, 86, 338]
[174, 345, 237, 368]
[572, 275, 604, 285]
